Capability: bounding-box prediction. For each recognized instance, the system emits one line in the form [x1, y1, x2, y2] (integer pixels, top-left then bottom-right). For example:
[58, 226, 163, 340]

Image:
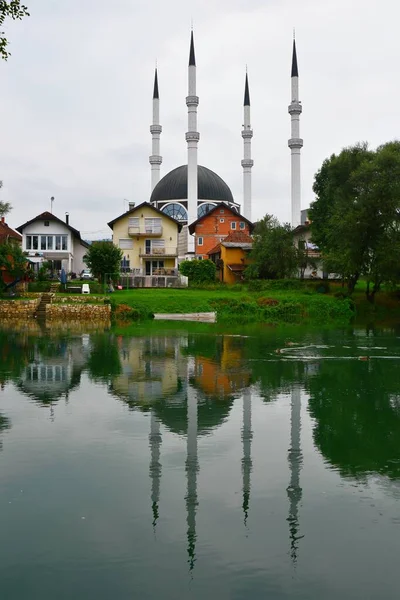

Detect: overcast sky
[0, 0, 398, 239]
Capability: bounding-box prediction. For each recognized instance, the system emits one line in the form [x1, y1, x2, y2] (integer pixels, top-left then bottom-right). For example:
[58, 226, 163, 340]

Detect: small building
[188, 202, 253, 259]
[17, 211, 89, 274]
[0, 217, 22, 246]
[292, 223, 324, 278]
[207, 230, 253, 284]
[108, 202, 186, 286]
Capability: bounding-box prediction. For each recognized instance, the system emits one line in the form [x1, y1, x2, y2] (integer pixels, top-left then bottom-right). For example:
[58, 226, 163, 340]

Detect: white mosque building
[147, 32, 303, 255]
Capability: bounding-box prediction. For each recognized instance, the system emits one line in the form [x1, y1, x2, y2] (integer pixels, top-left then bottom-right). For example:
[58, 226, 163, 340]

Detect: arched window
[197, 203, 216, 218]
[162, 203, 188, 221]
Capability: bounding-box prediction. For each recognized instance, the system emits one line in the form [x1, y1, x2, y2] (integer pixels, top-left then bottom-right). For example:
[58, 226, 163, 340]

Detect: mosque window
[162, 203, 187, 221]
[198, 203, 216, 218]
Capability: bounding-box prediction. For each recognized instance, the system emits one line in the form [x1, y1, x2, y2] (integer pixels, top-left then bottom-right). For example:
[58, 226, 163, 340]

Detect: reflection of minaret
[242, 390, 252, 526]
[185, 381, 199, 571]
[287, 387, 303, 563]
[149, 408, 162, 529]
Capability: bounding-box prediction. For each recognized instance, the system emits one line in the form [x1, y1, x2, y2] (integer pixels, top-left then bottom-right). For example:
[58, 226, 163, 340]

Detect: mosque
[147, 31, 303, 256]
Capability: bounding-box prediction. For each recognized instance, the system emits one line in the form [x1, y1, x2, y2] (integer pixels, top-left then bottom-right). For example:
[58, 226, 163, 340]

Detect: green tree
[0, 181, 12, 217]
[246, 215, 298, 279]
[0, 1, 29, 60]
[0, 241, 27, 290]
[309, 142, 400, 299]
[83, 241, 123, 284]
[179, 259, 216, 284]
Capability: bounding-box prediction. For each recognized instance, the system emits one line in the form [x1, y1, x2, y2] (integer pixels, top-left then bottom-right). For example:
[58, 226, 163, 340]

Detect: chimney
[65, 212, 69, 225]
[128, 202, 135, 211]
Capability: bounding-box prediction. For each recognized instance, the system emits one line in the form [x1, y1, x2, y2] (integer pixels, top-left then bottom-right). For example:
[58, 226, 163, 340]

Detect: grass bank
[108, 288, 354, 325]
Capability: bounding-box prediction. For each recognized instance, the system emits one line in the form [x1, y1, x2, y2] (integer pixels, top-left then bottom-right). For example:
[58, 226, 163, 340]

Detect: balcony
[128, 226, 163, 237]
[139, 246, 177, 257]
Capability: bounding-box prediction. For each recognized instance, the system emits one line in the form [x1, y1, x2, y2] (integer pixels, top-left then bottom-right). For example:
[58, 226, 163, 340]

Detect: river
[0, 323, 399, 599]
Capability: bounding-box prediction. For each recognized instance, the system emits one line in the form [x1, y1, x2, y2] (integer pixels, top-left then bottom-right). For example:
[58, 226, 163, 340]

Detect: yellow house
[207, 231, 253, 284]
[108, 202, 182, 276]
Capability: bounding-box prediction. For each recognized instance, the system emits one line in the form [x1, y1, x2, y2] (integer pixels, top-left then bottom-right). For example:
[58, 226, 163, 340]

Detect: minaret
[241, 71, 254, 221]
[287, 386, 304, 563]
[186, 31, 200, 254]
[242, 390, 253, 526]
[186, 379, 199, 571]
[288, 35, 303, 228]
[149, 67, 162, 193]
[149, 408, 162, 529]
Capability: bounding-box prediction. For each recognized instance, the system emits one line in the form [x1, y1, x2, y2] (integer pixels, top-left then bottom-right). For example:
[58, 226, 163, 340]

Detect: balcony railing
[138, 246, 177, 257]
[120, 268, 179, 276]
[128, 226, 162, 236]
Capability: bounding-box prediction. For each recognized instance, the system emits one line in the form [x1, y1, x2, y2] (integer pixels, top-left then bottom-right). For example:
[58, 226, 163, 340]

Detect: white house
[17, 211, 89, 275]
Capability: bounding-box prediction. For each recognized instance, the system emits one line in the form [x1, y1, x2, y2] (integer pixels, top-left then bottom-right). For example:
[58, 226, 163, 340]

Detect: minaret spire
[242, 390, 253, 526]
[287, 387, 304, 563]
[149, 408, 162, 530]
[149, 66, 163, 193]
[288, 34, 303, 228]
[186, 30, 200, 255]
[241, 70, 254, 221]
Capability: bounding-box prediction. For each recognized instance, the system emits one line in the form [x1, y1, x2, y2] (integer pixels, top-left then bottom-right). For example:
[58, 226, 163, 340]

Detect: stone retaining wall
[0, 299, 40, 318]
[46, 303, 111, 320]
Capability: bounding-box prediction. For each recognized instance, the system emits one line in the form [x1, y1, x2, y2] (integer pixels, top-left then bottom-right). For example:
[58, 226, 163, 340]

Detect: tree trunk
[366, 280, 380, 304]
[347, 273, 359, 295]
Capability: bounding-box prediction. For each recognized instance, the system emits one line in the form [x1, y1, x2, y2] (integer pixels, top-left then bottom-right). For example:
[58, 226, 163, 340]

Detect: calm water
[0, 323, 400, 599]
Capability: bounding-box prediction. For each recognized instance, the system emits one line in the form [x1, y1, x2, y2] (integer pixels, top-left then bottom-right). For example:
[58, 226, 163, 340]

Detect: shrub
[179, 259, 216, 284]
[256, 297, 280, 307]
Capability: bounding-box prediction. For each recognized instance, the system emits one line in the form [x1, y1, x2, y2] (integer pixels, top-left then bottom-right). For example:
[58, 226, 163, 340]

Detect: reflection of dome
[150, 165, 234, 204]
[154, 395, 233, 436]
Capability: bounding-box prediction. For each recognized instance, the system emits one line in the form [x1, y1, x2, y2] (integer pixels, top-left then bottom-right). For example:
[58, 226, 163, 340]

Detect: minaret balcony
[149, 155, 163, 165]
[185, 131, 200, 142]
[186, 95, 199, 107]
[150, 124, 162, 134]
[288, 138, 303, 149]
[288, 102, 302, 115]
[241, 129, 253, 139]
[241, 159, 254, 168]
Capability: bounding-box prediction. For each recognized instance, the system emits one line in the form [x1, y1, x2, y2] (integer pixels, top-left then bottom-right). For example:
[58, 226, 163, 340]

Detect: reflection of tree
[307, 360, 400, 479]
[87, 335, 122, 383]
[0, 331, 33, 385]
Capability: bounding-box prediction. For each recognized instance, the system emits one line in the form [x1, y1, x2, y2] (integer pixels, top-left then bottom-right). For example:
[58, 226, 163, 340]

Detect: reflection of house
[192, 336, 251, 398]
[208, 231, 253, 283]
[188, 202, 253, 260]
[17, 211, 89, 274]
[18, 336, 90, 404]
[107, 202, 187, 287]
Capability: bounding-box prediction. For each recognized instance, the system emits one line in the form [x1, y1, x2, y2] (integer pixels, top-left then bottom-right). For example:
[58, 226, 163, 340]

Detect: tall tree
[309, 142, 400, 299]
[83, 241, 123, 284]
[0, 1, 29, 60]
[246, 215, 298, 280]
[0, 181, 12, 217]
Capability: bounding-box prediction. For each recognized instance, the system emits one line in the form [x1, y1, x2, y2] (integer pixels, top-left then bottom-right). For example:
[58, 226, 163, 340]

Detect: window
[220, 218, 225, 223]
[44, 221, 50, 227]
[32, 236, 38, 250]
[47, 236, 53, 250]
[220, 209, 225, 214]
[162, 203, 187, 221]
[41, 236, 47, 250]
[240, 222, 245, 230]
[62, 235, 68, 250]
[198, 237, 203, 246]
[231, 222, 237, 230]
[28, 234, 67, 251]
[55, 235, 61, 250]
[198, 203, 216, 218]
[119, 238, 133, 249]
[145, 218, 162, 233]
[128, 217, 139, 228]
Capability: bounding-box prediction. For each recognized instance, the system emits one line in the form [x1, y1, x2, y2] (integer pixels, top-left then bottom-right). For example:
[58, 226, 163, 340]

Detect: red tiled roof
[207, 243, 221, 256]
[221, 231, 253, 244]
[0, 220, 22, 243]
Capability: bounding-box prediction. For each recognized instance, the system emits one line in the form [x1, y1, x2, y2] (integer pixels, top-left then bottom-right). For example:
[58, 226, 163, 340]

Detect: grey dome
[150, 165, 234, 204]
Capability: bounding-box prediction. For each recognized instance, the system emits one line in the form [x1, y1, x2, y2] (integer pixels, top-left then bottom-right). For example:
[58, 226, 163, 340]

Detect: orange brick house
[188, 202, 253, 259]
[207, 230, 253, 284]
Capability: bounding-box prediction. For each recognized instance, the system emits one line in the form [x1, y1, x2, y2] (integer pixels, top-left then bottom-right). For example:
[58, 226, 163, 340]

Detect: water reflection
[0, 325, 400, 583]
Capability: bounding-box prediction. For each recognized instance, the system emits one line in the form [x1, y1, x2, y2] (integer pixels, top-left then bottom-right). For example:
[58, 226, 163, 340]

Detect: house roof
[107, 202, 183, 231]
[228, 264, 246, 272]
[0, 219, 22, 243]
[207, 231, 253, 256]
[292, 223, 310, 235]
[188, 202, 253, 234]
[16, 211, 89, 246]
